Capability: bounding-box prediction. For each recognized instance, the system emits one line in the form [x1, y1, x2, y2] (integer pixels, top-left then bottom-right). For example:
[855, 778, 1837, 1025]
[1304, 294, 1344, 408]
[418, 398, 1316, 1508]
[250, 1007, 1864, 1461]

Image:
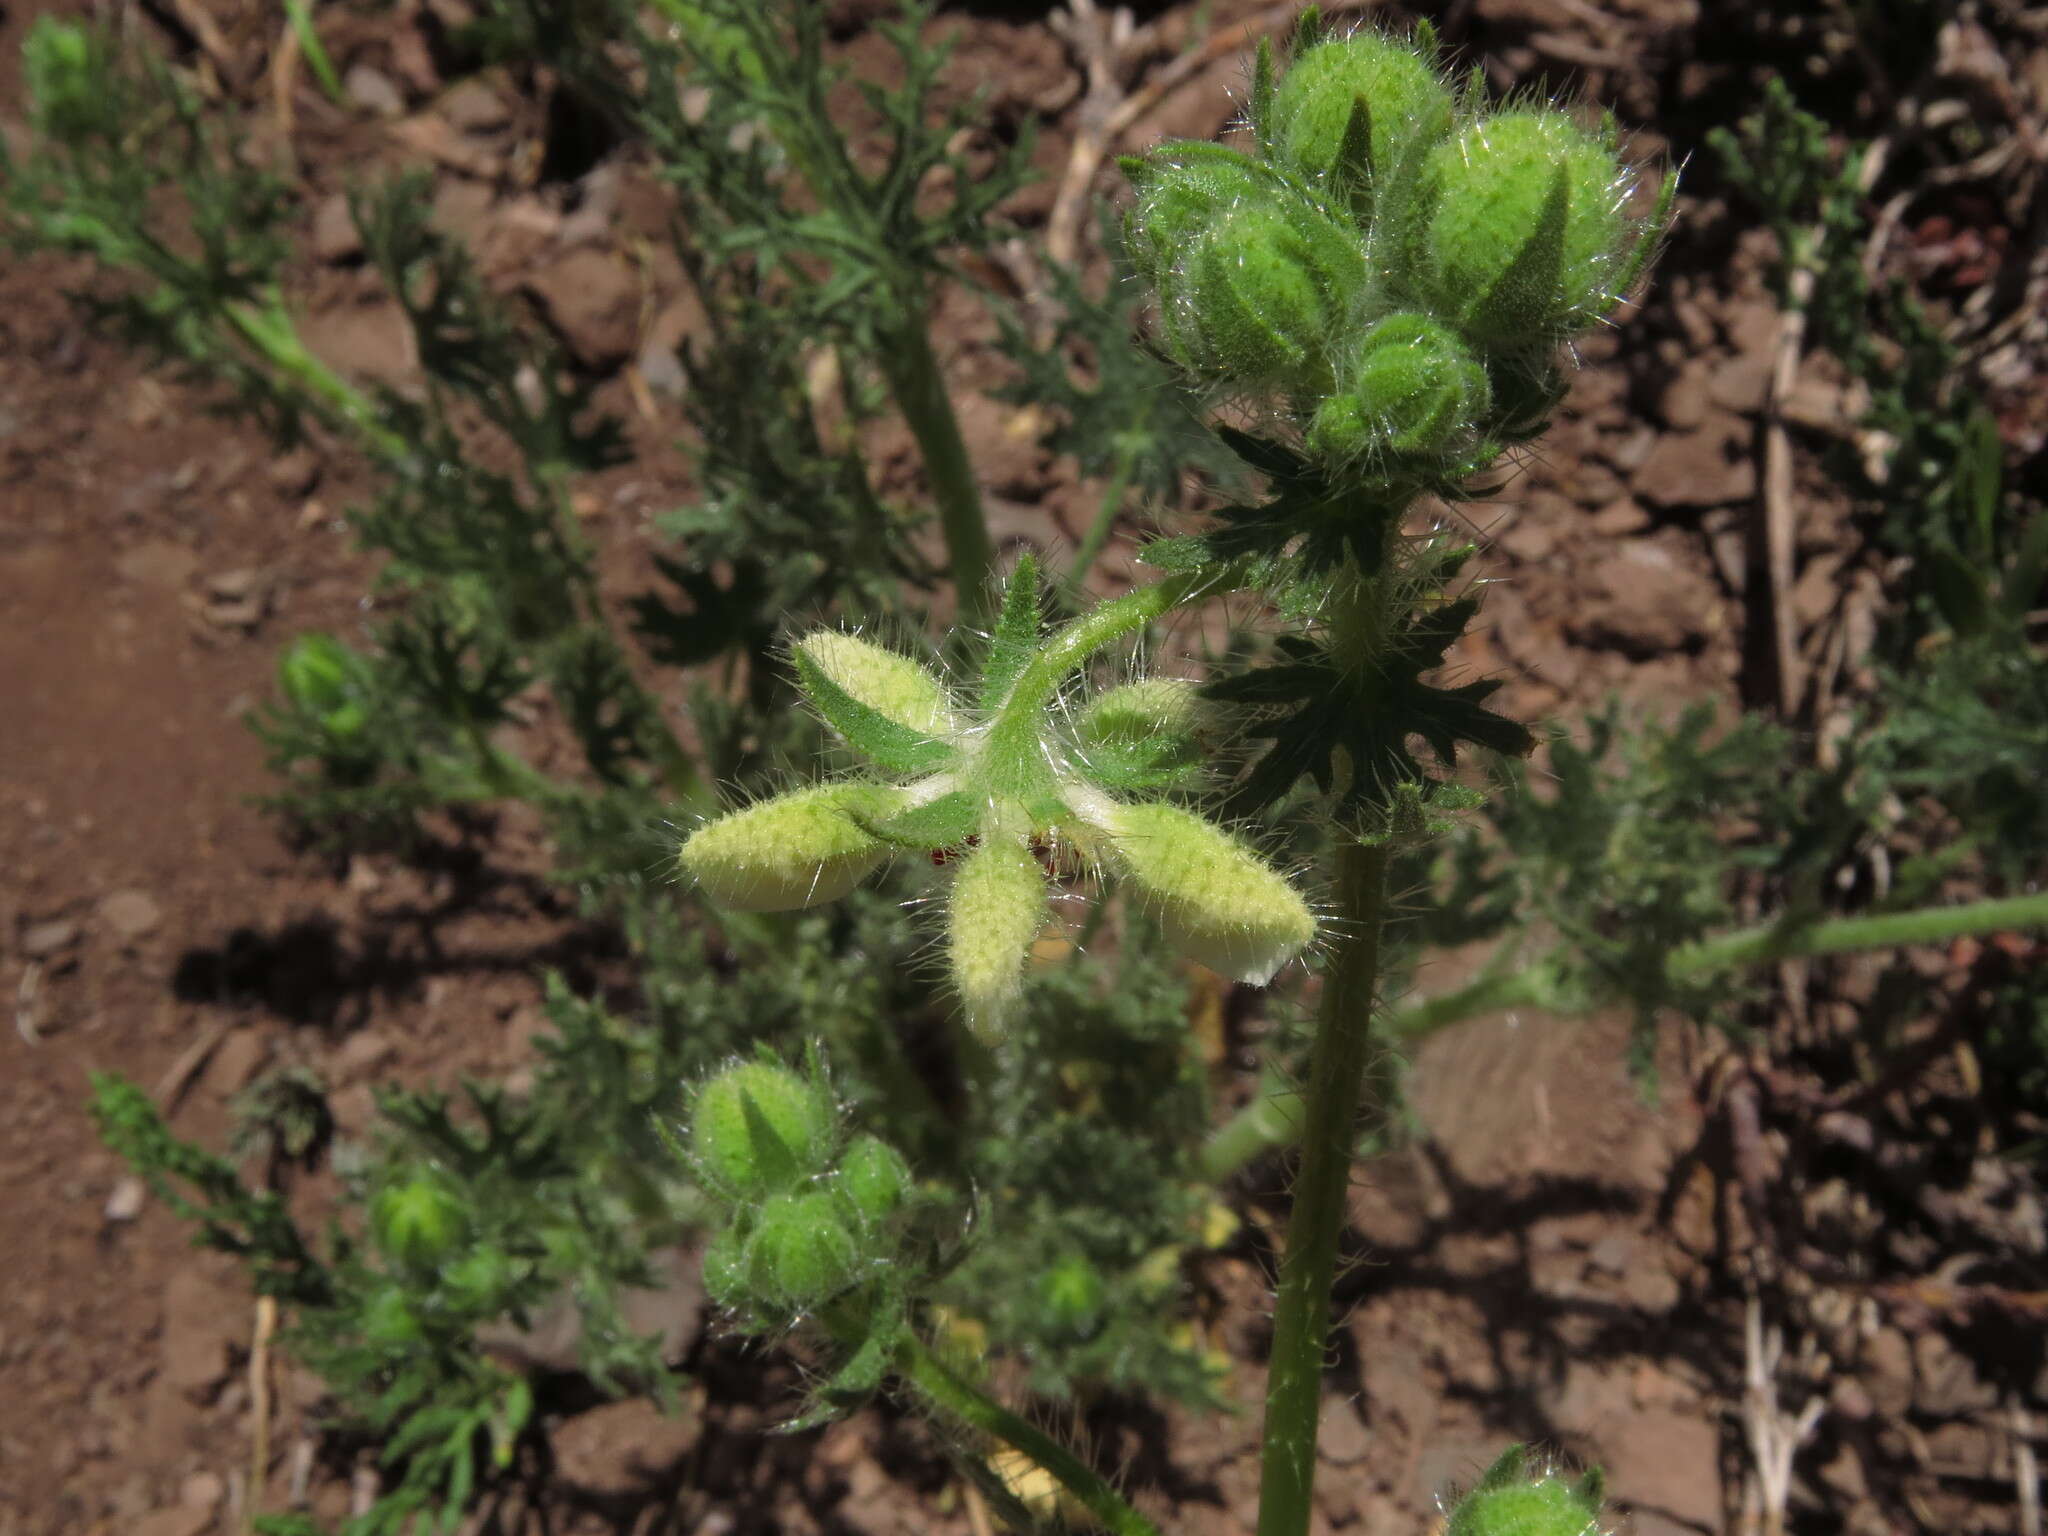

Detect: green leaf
[1213, 597, 1535, 821]
[794, 647, 953, 774]
[2004, 512, 2048, 622]
[1923, 545, 1991, 637]
[1957, 407, 2003, 565]
[858, 790, 983, 851]
[978, 554, 1042, 711]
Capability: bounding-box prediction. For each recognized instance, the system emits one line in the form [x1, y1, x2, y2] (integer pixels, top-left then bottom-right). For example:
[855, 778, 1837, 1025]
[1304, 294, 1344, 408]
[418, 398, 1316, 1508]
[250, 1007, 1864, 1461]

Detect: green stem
[879, 319, 997, 628]
[980, 562, 1250, 799]
[1256, 835, 1391, 1536]
[1064, 443, 1138, 606]
[1200, 888, 2048, 1180]
[1001, 562, 1250, 722]
[222, 295, 409, 462]
[898, 1337, 1161, 1536]
[281, 0, 348, 105]
[1666, 890, 2048, 978]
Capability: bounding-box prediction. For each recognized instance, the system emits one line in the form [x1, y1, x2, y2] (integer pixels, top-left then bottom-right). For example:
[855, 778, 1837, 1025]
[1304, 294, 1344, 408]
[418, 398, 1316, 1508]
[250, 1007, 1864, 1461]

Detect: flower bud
[1104, 803, 1314, 985]
[835, 1134, 912, 1226]
[691, 1060, 836, 1203]
[700, 1225, 750, 1311]
[279, 633, 368, 738]
[679, 783, 902, 912]
[1037, 1254, 1106, 1339]
[746, 1190, 861, 1308]
[371, 1177, 468, 1269]
[794, 632, 953, 736]
[1264, 33, 1454, 224]
[946, 834, 1049, 1040]
[23, 19, 107, 141]
[1122, 146, 1282, 291]
[1405, 110, 1633, 347]
[1309, 312, 1491, 464]
[444, 1247, 516, 1311]
[1076, 679, 1204, 748]
[1446, 1448, 1608, 1536]
[1170, 202, 1367, 391]
[361, 1284, 424, 1347]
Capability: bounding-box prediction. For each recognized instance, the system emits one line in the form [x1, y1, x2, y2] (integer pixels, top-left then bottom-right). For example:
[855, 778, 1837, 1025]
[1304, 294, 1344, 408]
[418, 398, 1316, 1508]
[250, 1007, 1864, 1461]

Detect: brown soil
[3, 2, 2044, 1535]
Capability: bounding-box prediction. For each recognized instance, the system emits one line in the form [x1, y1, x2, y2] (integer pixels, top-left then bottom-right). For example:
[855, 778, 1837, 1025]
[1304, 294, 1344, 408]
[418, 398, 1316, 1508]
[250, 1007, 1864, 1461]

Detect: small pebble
[20, 920, 79, 960]
[344, 63, 405, 118]
[179, 1470, 224, 1512]
[97, 889, 163, 941]
[103, 1177, 146, 1224]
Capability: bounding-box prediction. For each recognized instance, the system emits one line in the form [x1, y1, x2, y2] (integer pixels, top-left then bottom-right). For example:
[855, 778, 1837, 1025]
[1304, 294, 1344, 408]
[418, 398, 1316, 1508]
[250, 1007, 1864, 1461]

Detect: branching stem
[1201, 887, 2048, 1180]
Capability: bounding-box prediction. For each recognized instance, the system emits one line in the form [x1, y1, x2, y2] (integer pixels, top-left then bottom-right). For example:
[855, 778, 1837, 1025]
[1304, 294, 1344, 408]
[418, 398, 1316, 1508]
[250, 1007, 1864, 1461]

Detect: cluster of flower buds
[679, 560, 1315, 1037]
[686, 1057, 913, 1320]
[1123, 17, 1666, 479]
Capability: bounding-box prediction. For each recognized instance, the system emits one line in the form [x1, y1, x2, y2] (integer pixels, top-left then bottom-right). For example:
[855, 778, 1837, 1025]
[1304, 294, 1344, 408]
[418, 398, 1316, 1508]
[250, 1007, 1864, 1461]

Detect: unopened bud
[1104, 803, 1313, 985]
[747, 1190, 861, 1308]
[946, 834, 1049, 1040]
[1309, 312, 1491, 464]
[701, 1226, 750, 1311]
[836, 1134, 912, 1226]
[1172, 202, 1367, 392]
[1123, 145, 1284, 291]
[691, 1059, 836, 1203]
[1264, 33, 1453, 224]
[795, 632, 953, 736]
[1446, 1447, 1608, 1536]
[1038, 1254, 1106, 1339]
[371, 1177, 466, 1269]
[279, 633, 368, 738]
[1076, 679, 1204, 747]
[1406, 110, 1633, 347]
[679, 783, 901, 912]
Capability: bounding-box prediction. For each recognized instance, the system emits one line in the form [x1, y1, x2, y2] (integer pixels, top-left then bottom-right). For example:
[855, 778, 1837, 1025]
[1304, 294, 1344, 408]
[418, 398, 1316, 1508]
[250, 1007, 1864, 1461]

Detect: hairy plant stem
[1063, 439, 1138, 605]
[898, 1336, 1161, 1536]
[1255, 833, 1391, 1536]
[1201, 887, 2048, 1180]
[880, 319, 996, 628]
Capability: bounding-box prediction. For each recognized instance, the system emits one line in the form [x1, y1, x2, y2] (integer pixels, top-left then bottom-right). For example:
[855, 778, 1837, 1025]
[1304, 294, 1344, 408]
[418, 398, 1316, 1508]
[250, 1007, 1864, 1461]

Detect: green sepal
[1472, 1445, 1528, 1493]
[858, 790, 984, 851]
[795, 646, 954, 773]
[1250, 38, 1277, 154]
[1330, 92, 1376, 222]
[978, 553, 1042, 711]
[1465, 162, 1571, 345]
[1072, 743, 1200, 792]
[1607, 163, 1680, 318]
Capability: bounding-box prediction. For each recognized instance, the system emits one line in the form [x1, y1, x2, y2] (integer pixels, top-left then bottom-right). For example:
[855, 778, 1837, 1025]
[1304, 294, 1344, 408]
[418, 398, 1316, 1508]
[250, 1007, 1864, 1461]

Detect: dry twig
[1042, 0, 1383, 277]
[247, 1294, 278, 1535]
[1757, 136, 1890, 720]
[1739, 1294, 1826, 1536]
